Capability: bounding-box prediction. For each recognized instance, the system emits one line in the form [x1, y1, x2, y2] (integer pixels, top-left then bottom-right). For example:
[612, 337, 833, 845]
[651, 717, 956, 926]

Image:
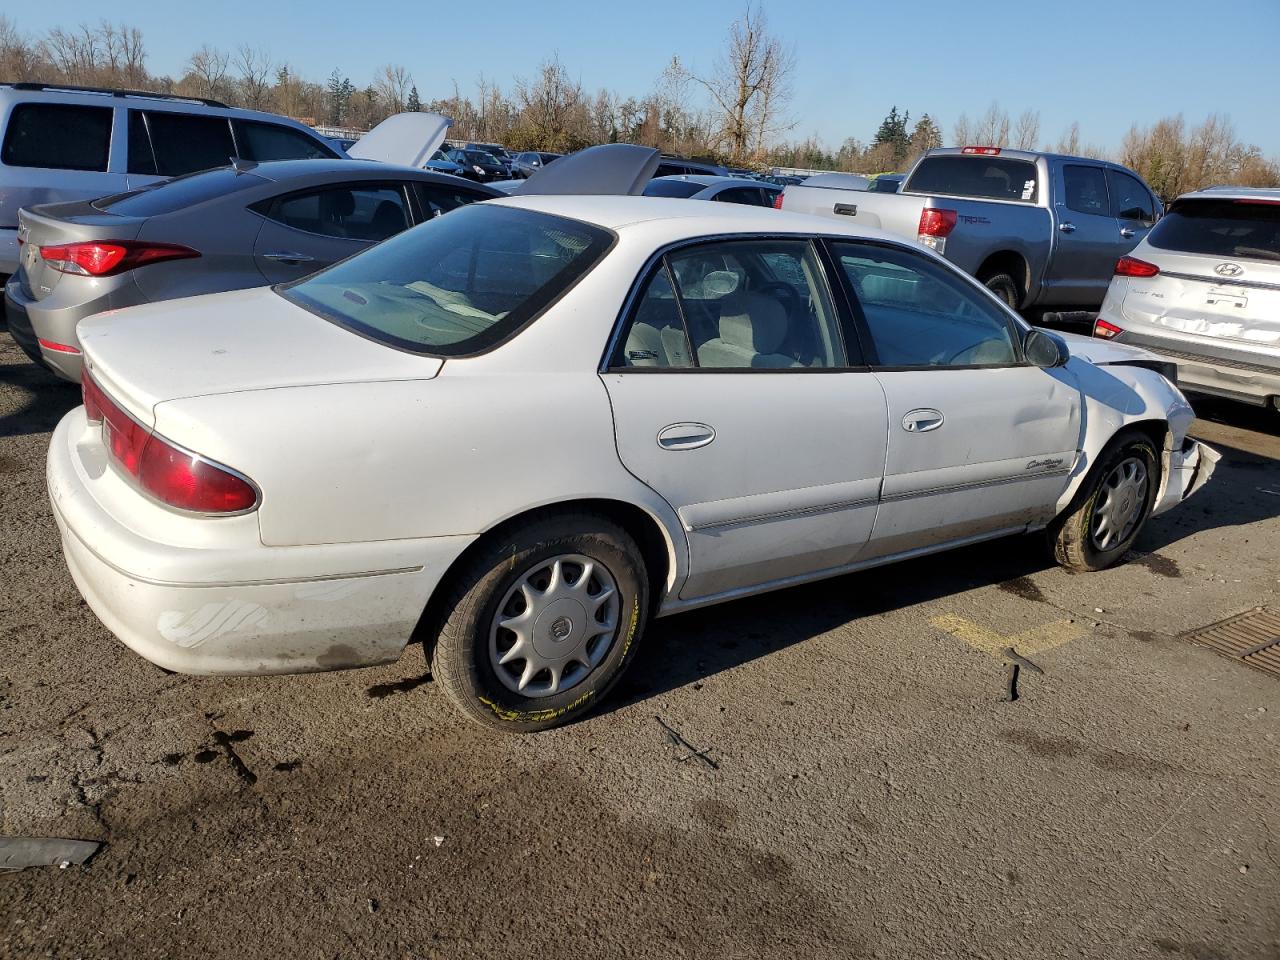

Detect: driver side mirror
[1024, 328, 1070, 369]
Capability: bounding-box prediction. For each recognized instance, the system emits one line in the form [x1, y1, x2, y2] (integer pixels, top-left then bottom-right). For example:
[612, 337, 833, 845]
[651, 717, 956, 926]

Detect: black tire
[981, 271, 1022, 310]
[429, 512, 649, 733]
[1050, 430, 1160, 573]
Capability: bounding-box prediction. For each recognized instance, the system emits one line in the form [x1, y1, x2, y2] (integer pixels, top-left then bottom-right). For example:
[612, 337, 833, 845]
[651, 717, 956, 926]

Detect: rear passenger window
[614, 240, 846, 370]
[1063, 165, 1109, 217]
[713, 187, 768, 207]
[835, 241, 1018, 368]
[133, 111, 235, 176]
[2, 104, 112, 172]
[617, 266, 694, 368]
[1107, 169, 1156, 224]
[234, 121, 335, 161]
[261, 185, 409, 241]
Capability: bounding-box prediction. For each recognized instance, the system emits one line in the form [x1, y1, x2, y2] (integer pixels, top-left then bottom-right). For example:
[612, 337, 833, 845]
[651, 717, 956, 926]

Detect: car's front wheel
[430, 513, 649, 732]
[1051, 430, 1160, 572]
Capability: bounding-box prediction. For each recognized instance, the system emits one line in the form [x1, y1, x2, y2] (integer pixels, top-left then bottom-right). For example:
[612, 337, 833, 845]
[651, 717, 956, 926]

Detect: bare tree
[952, 113, 973, 147]
[1013, 109, 1040, 150]
[42, 24, 102, 85]
[374, 63, 412, 115]
[235, 44, 272, 110]
[672, 4, 795, 162]
[974, 102, 1010, 147]
[187, 44, 230, 101]
[101, 22, 146, 87]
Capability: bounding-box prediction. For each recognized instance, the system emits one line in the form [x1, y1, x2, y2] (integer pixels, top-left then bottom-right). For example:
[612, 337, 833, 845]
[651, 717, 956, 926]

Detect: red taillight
[1233, 198, 1280, 206]
[1114, 255, 1159, 278]
[918, 208, 958, 237]
[772, 191, 784, 210]
[81, 373, 257, 513]
[962, 146, 1001, 156]
[1094, 318, 1123, 340]
[39, 241, 199, 277]
[38, 337, 81, 354]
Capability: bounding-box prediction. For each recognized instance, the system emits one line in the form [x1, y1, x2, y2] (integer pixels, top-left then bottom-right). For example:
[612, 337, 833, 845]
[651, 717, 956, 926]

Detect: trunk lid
[346, 112, 451, 167]
[516, 144, 660, 197]
[17, 203, 144, 300]
[77, 286, 442, 423]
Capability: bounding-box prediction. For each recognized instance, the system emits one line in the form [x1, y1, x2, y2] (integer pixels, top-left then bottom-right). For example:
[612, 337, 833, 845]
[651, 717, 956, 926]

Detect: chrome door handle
[263, 251, 316, 263]
[656, 422, 716, 450]
[1058, 222, 1076, 234]
[1119, 227, 1136, 239]
[902, 409, 944, 433]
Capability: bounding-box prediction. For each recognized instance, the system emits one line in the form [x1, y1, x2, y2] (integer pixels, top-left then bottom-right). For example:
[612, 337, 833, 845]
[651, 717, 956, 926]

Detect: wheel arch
[976, 249, 1030, 299]
[411, 496, 683, 651]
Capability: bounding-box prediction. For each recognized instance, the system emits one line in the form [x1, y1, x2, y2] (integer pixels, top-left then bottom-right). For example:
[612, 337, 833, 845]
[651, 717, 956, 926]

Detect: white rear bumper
[48, 408, 475, 675]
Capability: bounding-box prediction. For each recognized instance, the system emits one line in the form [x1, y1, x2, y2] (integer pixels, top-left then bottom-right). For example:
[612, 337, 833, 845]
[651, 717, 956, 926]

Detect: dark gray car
[5, 159, 499, 380]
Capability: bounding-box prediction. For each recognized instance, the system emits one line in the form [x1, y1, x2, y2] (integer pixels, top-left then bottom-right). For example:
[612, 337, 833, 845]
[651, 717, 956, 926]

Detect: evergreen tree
[908, 114, 943, 157]
[326, 69, 354, 124]
[407, 84, 422, 112]
[873, 106, 911, 166]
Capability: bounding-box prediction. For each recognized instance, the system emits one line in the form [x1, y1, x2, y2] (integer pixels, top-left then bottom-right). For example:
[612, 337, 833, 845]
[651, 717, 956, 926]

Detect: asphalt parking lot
[1, 324, 1278, 960]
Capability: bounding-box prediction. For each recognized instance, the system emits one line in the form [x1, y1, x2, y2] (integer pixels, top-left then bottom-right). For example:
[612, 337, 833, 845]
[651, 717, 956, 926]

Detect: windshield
[280, 204, 614, 356]
[643, 179, 705, 199]
[458, 150, 498, 165]
[93, 166, 267, 216]
[905, 155, 1039, 203]
[1148, 198, 1280, 263]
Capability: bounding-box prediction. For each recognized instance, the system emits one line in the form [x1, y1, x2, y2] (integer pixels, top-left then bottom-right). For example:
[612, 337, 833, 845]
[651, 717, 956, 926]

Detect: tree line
[1, 14, 1276, 195]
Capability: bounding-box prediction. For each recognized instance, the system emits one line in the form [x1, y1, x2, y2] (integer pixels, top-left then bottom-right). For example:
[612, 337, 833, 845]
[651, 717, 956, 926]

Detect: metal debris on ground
[1183, 607, 1280, 679]
[654, 716, 718, 770]
[1002, 663, 1021, 702]
[1003, 647, 1045, 676]
[0, 837, 102, 872]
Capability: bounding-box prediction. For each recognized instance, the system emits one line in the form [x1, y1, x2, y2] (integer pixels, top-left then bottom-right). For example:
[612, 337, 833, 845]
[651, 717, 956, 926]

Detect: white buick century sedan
[49, 197, 1216, 731]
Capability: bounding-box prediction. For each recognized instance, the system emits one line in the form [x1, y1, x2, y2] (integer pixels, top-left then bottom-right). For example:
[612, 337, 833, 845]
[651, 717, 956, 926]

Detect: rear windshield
[1148, 198, 1280, 263]
[905, 155, 1039, 203]
[93, 167, 266, 216]
[280, 204, 615, 356]
[643, 179, 705, 199]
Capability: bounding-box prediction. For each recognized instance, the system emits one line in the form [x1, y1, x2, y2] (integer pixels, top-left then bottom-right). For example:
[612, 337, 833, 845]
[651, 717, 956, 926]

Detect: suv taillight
[1114, 255, 1159, 278]
[82, 374, 258, 513]
[1094, 318, 1124, 340]
[40, 241, 200, 277]
[772, 191, 785, 210]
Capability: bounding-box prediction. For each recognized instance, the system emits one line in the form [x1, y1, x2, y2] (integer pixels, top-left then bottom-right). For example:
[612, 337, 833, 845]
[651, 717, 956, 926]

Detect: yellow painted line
[929, 613, 1085, 659]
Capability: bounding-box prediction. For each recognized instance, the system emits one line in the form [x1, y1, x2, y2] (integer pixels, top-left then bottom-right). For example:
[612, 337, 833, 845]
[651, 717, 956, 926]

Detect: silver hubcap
[1090, 456, 1149, 551]
[488, 554, 620, 699]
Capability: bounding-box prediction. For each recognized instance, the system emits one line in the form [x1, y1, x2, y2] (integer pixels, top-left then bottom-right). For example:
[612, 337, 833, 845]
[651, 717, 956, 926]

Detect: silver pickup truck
[780, 147, 1163, 312]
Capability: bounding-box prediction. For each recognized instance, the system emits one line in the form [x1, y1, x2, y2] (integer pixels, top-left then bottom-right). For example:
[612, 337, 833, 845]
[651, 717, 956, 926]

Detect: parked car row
[0, 83, 1245, 735]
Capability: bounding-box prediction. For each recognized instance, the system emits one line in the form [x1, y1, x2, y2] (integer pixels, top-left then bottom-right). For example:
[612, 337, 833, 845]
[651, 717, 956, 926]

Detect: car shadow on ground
[609, 531, 1059, 716]
[0, 320, 79, 440]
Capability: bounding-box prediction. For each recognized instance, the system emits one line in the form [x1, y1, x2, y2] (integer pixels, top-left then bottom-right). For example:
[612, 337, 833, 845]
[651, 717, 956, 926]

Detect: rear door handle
[1058, 222, 1076, 234]
[263, 251, 316, 264]
[902, 409, 944, 433]
[657, 422, 716, 450]
[1119, 227, 1136, 239]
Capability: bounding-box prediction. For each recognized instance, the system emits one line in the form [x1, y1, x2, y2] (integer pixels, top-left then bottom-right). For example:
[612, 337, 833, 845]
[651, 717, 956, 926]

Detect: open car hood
[347, 112, 452, 167]
[517, 144, 660, 197]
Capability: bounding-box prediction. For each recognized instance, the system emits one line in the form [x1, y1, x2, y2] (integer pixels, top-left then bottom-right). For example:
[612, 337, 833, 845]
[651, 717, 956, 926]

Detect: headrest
[325, 190, 355, 217]
[682, 269, 740, 300]
[718, 292, 787, 354]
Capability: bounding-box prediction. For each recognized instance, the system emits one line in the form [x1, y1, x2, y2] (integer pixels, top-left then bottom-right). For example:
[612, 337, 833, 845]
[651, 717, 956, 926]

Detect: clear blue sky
[13, 0, 1280, 155]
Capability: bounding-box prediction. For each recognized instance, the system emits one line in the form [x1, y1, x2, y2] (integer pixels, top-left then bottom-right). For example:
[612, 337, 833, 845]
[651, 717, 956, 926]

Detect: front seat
[697, 292, 799, 368]
[368, 199, 407, 240]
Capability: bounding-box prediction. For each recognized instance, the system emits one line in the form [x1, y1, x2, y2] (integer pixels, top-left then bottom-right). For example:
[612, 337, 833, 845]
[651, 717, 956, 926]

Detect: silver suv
[0, 82, 340, 277]
[1095, 187, 1279, 409]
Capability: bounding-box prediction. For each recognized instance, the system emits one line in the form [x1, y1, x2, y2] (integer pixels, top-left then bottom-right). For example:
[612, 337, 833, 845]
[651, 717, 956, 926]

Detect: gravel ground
[1, 324, 1278, 960]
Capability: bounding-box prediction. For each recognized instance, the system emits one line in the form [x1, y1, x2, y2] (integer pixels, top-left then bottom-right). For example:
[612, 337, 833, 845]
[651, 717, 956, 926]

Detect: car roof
[245, 157, 488, 186]
[1176, 186, 1280, 203]
[655, 175, 768, 189]
[489, 194, 902, 244]
[0, 83, 311, 125]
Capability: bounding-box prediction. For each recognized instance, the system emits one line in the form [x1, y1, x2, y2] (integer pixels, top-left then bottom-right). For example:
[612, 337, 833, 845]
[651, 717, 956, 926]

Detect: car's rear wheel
[430, 513, 649, 733]
[981, 271, 1022, 310]
[1051, 430, 1160, 572]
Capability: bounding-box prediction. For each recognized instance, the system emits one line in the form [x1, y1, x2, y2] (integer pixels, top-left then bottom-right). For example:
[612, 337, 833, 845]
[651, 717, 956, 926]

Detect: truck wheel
[429, 513, 649, 733]
[981, 272, 1022, 310]
[1050, 430, 1160, 573]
